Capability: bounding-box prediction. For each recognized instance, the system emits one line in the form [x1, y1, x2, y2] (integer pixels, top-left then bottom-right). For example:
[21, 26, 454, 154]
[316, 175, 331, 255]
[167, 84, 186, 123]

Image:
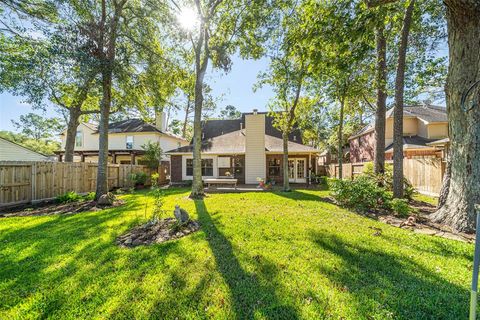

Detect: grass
[412, 193, 439, 206]
[0, 188, 473, 319]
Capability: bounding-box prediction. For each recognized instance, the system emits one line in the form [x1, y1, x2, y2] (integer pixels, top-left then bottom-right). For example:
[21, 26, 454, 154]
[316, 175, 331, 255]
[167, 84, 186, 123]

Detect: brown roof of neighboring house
[92, 119, 186, 141]
[384, 135, 439, 152]
[349, 104, 447, 140]
[165, 130, 318, 154]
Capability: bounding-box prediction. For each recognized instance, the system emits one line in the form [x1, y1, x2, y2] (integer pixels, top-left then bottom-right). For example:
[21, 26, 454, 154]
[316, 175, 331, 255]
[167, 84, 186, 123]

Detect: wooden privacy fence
[0, 161, 155, 208]
[326, 157, 445, 196]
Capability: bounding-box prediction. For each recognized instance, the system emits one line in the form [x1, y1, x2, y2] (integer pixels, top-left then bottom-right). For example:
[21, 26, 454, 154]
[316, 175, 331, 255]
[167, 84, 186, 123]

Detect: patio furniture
[204, 178, 238, 189]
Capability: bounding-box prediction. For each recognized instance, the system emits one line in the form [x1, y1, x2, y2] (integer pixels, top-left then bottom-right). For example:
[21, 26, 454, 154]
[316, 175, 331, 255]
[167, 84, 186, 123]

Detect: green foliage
[218, 105, 241, 119]
[11, 113, 64, 141]
[56, 191, 83, 203]
[141, 141, 163, 170]
[329, 176, 391, 213]
[129, 172, 148, 186]
[84, 192, 96, 201]
[390, 198, 411, 217]
[363, 162, 415, 199]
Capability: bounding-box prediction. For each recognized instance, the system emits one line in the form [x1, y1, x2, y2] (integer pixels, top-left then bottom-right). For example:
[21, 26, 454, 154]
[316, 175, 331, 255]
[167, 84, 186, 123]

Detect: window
[186, 158, 213, 176]
[268, 158, 281, 176]
[186, 159, 193, 176]
[126, 136, 134, 149]
[75, 131, 83, 147]
[233, 157, 244, 176]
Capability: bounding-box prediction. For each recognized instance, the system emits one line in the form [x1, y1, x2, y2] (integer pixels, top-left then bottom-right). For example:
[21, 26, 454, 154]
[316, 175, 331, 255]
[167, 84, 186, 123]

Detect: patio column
[112, 152, 117, 164]
[58, 154, 63, 162]
[80, 153, 86, 162]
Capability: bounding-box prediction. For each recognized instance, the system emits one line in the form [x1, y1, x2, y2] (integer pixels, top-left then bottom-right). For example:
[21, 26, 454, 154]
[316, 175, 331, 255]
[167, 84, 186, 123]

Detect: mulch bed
[117, 218, 200, 248]
[0, 199, 125, 218]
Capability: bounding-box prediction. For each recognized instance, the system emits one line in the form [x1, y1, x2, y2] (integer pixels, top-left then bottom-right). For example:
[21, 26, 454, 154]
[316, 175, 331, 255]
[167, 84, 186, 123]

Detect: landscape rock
[174, 205, 190, 224]
[97, 192, 116, 206]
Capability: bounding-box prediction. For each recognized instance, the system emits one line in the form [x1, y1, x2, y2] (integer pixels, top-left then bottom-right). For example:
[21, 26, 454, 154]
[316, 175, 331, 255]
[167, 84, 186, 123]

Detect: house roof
[384, 135, 439, 152]
[93, 119, 186, 141]
[0, 137, 49, 158]
[201, 112, 303, 143]
[165, 129, 319, 154]
[349, 104, 447, 140]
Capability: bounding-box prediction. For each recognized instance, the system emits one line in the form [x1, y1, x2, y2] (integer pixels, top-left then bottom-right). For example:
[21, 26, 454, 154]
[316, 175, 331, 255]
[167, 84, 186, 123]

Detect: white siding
[60, 123, 98, 151]
[0, 138, 48, 161]
[245, 114, 266, 184]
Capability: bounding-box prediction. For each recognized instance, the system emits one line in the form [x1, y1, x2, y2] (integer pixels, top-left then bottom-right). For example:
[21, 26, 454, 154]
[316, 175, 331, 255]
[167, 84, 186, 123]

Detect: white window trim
[182, 155, 218, 180]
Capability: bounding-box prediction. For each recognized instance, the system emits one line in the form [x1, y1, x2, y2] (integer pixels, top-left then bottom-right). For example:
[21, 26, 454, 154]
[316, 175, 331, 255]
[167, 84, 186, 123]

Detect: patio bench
[204, 178, 238, 189]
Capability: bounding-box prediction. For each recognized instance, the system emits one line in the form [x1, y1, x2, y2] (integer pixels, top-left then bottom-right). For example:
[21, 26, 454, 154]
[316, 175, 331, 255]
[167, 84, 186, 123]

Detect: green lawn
[0, 189, 473, 319]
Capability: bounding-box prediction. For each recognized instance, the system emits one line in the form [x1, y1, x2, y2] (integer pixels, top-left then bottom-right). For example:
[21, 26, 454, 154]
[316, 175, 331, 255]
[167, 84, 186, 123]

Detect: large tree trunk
[431, 1, 480, 232]
[282, 133, 290, 192]
[437, 157, 451, 209]
[190, 64, 207, 198]
[392, 0, 415, 198]
[337, 98, 345, 179]
[373, 22, 387, 174]
[95, 69, 112, 199]
[63, 108, 81, 162]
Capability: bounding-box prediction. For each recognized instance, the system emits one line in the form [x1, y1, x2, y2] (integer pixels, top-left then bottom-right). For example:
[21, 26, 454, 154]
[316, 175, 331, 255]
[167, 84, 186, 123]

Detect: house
[165, 110, 320, 184]
[56, 114, 189, 165]
[348, 104, 448, 163]
[0, 137, 50, 161]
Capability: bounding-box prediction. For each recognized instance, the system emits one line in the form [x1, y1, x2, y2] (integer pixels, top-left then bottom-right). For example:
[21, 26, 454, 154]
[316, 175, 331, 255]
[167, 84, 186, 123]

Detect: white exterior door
[288, 158, 307, 183]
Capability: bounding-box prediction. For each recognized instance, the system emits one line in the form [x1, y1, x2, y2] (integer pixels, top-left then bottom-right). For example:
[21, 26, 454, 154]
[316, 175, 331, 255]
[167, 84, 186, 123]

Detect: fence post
[30, 162, 36, 202]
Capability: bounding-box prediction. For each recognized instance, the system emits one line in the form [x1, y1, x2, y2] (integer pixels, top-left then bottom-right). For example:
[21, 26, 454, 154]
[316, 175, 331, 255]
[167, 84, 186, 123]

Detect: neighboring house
[165, 110, 319, 184]
[348, 104, 448, 163]
[56, 114, 189, 165]
[0, 137, 49, 161]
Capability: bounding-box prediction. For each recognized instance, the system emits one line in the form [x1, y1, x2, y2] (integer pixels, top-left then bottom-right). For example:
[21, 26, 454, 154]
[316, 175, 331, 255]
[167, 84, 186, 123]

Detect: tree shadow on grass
[310, 230, 469, 319]
[271, 189, 335, 204]
[195, 200, 299, 320]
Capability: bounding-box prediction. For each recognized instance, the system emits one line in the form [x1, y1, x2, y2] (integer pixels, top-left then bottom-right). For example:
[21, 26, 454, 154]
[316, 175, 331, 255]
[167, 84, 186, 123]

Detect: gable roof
[165, 130, 318, 154]
[201, 112, 303, 143]
[0, 137, 49, 160]
[349, 104, 447, 140]
[92, 119, 186, 141]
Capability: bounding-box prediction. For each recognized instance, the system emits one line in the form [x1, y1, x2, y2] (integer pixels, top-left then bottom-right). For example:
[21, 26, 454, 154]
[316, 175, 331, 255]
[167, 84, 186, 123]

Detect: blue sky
[0, 55, 274, 132]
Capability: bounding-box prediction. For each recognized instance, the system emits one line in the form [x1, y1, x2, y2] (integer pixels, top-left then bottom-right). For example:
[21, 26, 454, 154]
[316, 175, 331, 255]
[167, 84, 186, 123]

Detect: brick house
[165, 110, 319, 184]
[348, 104, 449, 162]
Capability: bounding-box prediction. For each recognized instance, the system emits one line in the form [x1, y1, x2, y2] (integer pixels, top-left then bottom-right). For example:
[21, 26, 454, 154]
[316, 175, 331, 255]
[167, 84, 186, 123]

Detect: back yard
[0, 188, 472, 319]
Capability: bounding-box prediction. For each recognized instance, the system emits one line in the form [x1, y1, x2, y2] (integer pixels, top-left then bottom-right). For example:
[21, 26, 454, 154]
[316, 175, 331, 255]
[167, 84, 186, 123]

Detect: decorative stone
[174, 205, 190, 224]
[97, 192, 116, 206]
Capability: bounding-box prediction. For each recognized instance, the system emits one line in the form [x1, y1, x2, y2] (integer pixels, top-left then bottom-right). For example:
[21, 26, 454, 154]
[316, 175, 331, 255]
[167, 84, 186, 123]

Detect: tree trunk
[190, 65, 207, 198]
[64, 108, 81, 162]
[337, 98, 345, 179]
[373, 22, 387, 174]
[282, 133, 290, 192]
[437, 157, 451, 209]
[183, 97, 190, 138]
[431, 1, 480, 232]
[95, 68, 112, 199]
[392, 0, 415, 198]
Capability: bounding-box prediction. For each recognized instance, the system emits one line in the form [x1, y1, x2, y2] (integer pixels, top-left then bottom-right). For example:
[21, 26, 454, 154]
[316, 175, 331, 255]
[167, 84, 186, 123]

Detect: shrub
[390, 198, 411, 217]
[329, 176, 391, 213]
[363, 162, 415, 200]
[56, 191, 82, 203]
[83, 192, 96, 201]
[129, 172, 148, 186]
[141, 141, 163, 170]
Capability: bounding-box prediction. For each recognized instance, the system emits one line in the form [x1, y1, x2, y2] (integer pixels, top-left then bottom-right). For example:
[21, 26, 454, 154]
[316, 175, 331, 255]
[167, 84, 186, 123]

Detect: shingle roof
[93, 119, 186, 140]
[349, 104, 447, 140]
[385, 135, 438, 152]
[201, 113, 303, 143]
[165, 130, 318, 154]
